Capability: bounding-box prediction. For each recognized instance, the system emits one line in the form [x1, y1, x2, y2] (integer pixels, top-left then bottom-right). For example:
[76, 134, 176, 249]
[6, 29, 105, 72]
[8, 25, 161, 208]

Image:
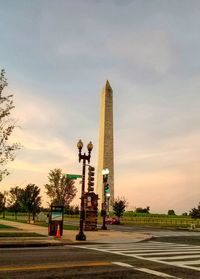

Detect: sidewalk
[0, 219, 152, 247]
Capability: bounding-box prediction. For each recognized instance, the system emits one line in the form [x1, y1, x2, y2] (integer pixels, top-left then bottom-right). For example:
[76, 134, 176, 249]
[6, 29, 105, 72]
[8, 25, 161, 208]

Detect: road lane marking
[155, 255, 200, 260]
[74, 241, 200, 272]
[129, 251, 200, 256]
[134, 255, 200, 272]
[113, 262, 183, 279]
[104, 248, 200, 253]
[0, 261, 112, 272]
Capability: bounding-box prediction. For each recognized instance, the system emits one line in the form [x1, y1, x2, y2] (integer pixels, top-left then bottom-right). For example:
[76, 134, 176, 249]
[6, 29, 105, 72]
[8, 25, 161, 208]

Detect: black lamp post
[101, 168, 109, 230]
[76, 139, 93, 241]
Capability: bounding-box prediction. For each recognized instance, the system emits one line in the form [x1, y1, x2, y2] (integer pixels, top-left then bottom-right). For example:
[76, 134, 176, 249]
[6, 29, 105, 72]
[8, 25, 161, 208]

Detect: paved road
[75, 240, 200, 273]
[105, 224, 200, 237]
[0, 246, 164, 279]
[2, 241, 200, 278]
[1, 219, 200, 278]
[66, 220, 200, 238]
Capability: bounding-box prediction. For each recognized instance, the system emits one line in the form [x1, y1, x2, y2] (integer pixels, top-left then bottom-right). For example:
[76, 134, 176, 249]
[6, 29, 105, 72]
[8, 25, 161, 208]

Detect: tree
[0, 69, 21, 181]
[189, 203, 200, 219]
[0, 191, 7, 218]
[0, 192, 5, 213]
[45, 168, 77, 208]
[112, 197, 128, 224]
[65, 205, 79, 215]
[135, 206, 150, 213]
[21, 184, 41, 223]
[73, 205, 79, 215]
[168, 209, 176, 215]
[8, 186, 23, 220]
[182, 212, 188, 216]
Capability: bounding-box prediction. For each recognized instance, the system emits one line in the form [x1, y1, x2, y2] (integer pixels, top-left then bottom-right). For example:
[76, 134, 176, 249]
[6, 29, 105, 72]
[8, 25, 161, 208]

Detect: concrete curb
[0, 234, 153, 248]
[0, 242, 63, 248]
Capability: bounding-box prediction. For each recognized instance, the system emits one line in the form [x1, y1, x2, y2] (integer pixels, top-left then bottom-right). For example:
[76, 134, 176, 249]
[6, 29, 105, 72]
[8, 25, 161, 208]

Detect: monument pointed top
[104, 80, 112, 92]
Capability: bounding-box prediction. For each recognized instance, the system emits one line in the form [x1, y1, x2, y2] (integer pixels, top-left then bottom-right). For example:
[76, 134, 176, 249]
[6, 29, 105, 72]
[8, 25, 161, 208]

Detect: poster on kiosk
[48, 205, 64, 236]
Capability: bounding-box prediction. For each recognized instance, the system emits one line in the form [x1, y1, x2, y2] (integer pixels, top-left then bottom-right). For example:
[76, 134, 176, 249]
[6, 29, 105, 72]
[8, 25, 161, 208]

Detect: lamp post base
[101, 213, 107, 230]
[101, 225, 107, 230]
[76, 232, 86, 241]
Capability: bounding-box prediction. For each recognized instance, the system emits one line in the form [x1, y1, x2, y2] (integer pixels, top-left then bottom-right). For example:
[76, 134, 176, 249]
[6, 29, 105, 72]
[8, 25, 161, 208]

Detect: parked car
[105, 217, 120, 225]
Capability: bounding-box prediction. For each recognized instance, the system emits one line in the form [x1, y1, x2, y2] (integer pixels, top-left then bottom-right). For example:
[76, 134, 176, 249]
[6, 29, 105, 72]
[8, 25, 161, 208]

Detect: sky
[1, 0, 200, 214]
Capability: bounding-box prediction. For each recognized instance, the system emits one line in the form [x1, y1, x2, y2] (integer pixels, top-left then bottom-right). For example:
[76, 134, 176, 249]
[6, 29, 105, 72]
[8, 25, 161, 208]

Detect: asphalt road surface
[2, 237, 200, 279]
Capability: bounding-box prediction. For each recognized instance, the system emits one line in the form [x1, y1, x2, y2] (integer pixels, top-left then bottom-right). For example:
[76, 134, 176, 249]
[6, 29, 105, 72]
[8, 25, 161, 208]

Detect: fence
[123, 216, 200, 227]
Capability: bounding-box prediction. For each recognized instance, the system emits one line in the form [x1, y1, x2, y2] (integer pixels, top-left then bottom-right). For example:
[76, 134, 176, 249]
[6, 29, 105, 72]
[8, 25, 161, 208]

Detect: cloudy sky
[1, 0, 200, 214]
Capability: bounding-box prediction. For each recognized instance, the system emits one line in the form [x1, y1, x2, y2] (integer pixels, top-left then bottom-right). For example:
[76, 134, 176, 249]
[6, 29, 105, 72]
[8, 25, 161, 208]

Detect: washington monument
[97, 80, 114, 209]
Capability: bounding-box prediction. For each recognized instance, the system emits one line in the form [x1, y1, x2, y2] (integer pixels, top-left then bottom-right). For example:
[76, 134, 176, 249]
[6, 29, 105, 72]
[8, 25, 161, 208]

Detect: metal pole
[75, 140, 93, 241]
[76, 155, 86, 241]
[101, 182, 107, 230]
[107, 196, 110, 217]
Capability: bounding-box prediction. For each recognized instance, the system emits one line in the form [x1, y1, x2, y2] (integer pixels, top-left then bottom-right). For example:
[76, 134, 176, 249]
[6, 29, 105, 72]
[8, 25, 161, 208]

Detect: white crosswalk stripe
[74, 241, 200, 272]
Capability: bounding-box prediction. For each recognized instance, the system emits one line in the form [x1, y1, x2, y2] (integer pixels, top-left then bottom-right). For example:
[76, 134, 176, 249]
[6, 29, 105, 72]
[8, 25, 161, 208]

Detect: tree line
[0, 69, 21, 182]
[0, 168, 78, 222]
[0, 184, 41, 222]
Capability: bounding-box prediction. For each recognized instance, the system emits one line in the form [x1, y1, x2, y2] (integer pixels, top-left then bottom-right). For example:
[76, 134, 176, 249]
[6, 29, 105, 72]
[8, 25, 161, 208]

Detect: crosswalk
[74, 241, 200, 272]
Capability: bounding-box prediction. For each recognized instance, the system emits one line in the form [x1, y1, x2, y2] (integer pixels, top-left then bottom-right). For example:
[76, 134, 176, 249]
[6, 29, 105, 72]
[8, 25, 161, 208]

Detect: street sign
[66, 174, 82, 180]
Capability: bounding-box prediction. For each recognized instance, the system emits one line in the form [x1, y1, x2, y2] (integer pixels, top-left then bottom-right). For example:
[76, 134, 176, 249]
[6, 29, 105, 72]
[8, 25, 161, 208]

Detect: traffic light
[88, 166, 95, 192]
[103, 172, 109, 193]
[104, 184, 110, 193]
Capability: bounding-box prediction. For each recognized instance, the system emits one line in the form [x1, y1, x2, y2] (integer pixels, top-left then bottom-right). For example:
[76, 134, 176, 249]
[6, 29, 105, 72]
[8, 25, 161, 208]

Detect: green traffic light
[105, 184, 110, 193]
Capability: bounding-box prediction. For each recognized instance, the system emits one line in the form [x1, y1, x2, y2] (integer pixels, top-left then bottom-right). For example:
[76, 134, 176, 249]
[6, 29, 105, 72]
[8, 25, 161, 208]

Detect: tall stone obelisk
[97, 80, 114, 209]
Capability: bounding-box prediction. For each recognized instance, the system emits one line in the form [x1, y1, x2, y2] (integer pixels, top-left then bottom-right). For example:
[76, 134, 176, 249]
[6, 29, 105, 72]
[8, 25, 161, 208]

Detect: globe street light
[102, 168, 109, 176]
[76, 139, 93, 241]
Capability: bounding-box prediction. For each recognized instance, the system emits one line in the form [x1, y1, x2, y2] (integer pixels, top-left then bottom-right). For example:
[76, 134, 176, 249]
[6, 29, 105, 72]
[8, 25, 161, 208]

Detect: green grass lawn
[63, 224, 78, 230]
[34, 221, 78, 230]
[0, 224, 19, 230]
[2, 212, 200, 230]
[0, 217, 28, 224]
[0, 217, 79, 230]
